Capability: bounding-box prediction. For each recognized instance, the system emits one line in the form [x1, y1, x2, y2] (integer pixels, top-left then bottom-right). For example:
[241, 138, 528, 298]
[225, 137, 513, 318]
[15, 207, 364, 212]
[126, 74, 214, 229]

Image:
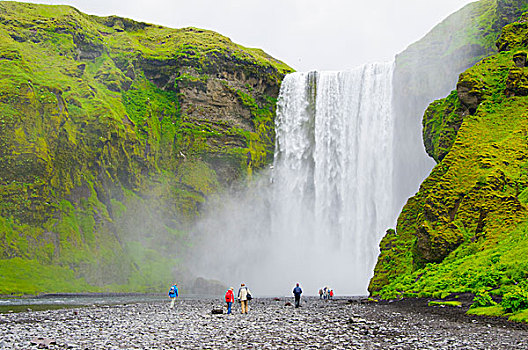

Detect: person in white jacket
[237, 283, 252, 314]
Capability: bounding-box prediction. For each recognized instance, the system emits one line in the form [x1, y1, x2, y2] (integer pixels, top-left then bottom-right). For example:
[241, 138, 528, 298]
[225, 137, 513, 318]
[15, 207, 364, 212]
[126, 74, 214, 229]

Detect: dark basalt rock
[456, 77, 483, 115]
[513, 52, 527, 67]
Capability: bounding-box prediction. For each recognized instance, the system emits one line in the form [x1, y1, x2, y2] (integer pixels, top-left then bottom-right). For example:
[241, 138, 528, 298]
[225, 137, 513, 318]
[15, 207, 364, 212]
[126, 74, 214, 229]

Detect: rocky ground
[0, 297, 527, 349]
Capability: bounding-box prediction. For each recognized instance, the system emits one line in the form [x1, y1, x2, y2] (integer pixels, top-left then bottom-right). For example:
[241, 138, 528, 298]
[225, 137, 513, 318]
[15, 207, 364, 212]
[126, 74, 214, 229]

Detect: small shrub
[470, 290, 497, 309]
[501, 286, 528, 313]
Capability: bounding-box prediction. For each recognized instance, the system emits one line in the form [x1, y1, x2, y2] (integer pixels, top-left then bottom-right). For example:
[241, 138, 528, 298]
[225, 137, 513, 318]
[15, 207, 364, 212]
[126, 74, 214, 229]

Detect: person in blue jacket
[293, 283, 302, 308]
[168, 283, 179, 309]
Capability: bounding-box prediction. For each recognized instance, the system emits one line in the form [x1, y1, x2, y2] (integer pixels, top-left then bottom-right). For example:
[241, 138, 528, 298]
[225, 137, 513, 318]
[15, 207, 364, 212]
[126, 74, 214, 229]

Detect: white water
[192, 62, 396, 296]
[272, 63, 395, 295]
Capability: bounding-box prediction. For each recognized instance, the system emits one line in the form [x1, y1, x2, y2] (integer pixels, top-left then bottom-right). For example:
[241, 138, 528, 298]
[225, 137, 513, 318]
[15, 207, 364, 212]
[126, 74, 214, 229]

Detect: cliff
[371, 9, 528, 320]
[392, 0, 528, 207]
[0, 1, 292, 294]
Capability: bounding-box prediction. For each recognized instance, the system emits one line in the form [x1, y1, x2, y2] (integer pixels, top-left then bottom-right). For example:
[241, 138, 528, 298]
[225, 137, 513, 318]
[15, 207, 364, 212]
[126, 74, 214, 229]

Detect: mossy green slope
[392, 0, 528, 208]
[0, 1, 292, 294]
[370, 13, 528, 311]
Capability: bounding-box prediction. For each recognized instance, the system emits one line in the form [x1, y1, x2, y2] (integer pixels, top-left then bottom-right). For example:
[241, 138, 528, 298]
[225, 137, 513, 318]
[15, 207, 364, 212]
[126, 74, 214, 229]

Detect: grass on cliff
[372, 15, 528, 322]
[0, 258, 96, 295]
[0, 1, 292, 294]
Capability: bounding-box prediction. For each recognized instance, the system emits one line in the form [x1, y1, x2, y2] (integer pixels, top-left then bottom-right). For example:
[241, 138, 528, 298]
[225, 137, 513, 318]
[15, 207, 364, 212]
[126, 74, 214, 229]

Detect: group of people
[224, 283, 252, 314]
[318, 286, 334, 299]
[168, 282, 252, 314]
[168, 282, 332, 313]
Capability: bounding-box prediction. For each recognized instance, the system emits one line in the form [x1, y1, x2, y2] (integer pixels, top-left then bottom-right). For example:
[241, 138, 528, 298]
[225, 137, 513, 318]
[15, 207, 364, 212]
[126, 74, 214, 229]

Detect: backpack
[246, 290, 252, 301]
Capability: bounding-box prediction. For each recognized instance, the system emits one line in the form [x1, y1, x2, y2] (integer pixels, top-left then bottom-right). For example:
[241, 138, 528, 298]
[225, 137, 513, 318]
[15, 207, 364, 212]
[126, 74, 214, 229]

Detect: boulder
[513, 52, 527, 68]
[30, 337, 56, 348]
[456, 75, 484, 114]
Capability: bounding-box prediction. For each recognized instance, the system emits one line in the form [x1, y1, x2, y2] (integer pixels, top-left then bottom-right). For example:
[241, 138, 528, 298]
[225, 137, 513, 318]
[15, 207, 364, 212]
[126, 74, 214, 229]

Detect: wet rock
[30, 337, 56, 348]
[348, 316, 367, 324]
[457, 74, 484, 114]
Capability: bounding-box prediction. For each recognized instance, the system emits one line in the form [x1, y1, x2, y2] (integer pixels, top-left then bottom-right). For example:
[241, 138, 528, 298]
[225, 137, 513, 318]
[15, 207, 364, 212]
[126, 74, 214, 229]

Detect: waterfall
[271, 63, 395, 295]
[192, 62, 396, 296]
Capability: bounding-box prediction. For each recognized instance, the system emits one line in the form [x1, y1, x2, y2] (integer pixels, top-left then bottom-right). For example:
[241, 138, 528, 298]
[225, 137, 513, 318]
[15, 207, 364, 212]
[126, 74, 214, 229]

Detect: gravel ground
[1, 297, 527, 349]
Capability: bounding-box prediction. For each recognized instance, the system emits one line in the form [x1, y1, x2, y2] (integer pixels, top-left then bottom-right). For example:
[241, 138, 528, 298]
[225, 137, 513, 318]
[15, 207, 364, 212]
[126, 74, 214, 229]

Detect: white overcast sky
[14, 0, 476, 71]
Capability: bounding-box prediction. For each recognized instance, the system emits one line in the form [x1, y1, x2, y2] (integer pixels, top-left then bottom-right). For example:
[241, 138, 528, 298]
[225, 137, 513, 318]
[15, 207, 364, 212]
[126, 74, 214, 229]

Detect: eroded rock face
[497, 13, 528, 52]
[513, 52, 527, 67]
[456, 76, 484, 115]
[505, 58, 528, 96]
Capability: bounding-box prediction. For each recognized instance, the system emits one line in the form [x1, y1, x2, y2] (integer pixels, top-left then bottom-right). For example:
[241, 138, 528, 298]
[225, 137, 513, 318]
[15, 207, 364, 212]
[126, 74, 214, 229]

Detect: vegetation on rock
[392, 0, 528, 210]
[0, 1, 292, 294]
[370, 9, 528, 321]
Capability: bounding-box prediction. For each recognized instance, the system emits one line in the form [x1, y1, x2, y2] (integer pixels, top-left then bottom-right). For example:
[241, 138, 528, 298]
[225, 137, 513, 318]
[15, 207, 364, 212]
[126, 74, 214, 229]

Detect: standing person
[237, 283, 252, 314]
[293, 283, 302, 308]
[225, 287, 235, 314]
[319, 288, 323, 299]
[168, 283, 178, 309]
[329, 289, 334, 299]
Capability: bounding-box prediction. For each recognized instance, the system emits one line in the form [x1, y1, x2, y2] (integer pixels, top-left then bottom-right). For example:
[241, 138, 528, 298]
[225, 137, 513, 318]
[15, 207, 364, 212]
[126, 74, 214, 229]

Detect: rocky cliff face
[370, 8, 528, 312]
[0, 2, 292, 294]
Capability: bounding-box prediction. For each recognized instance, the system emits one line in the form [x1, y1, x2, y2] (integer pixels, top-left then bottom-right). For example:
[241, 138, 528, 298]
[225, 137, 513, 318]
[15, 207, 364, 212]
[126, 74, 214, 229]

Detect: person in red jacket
[225, 287, 235, 314]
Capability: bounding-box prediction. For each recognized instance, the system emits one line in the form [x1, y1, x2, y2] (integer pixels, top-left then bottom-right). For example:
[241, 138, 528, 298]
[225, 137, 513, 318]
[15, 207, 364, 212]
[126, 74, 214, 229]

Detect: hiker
[293, 283, 302, 308]
[329, 289, 334, 299]
[225, 287, 235, 314]
[237, 283, 252, 314]
[168, 283, 179, 309]
[319, 288, 323, 299]
[323, 286, 328, 300]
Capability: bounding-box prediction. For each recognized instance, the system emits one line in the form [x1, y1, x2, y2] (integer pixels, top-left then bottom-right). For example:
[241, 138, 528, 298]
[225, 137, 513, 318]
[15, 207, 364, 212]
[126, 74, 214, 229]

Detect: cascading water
[271, 63, 395, 295]
[192, 62, 396, 296]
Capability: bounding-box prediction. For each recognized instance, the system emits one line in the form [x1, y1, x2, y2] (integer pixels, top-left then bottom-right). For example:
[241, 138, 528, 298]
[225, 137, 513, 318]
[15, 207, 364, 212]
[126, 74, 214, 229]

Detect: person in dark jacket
[293, 283, 302, 308]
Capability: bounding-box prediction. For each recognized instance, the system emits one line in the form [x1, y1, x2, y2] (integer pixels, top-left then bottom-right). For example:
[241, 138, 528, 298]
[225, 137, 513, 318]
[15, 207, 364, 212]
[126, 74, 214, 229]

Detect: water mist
[192, 62, 396, 296]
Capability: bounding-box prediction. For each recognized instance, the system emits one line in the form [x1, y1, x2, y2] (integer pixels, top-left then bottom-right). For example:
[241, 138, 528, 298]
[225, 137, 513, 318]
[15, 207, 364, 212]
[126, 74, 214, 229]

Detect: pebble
[0, 297, 527, 349]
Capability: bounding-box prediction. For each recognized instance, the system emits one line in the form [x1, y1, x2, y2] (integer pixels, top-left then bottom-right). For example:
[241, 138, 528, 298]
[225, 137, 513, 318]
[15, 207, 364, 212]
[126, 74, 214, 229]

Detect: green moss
[0, 257, 97, 295]
[371, 12, 528, 311]
[508, 309, 528, 323]
[0, 1, 292, 294]
[467, 305, 505, 316]
[428, 300, 462, 307]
